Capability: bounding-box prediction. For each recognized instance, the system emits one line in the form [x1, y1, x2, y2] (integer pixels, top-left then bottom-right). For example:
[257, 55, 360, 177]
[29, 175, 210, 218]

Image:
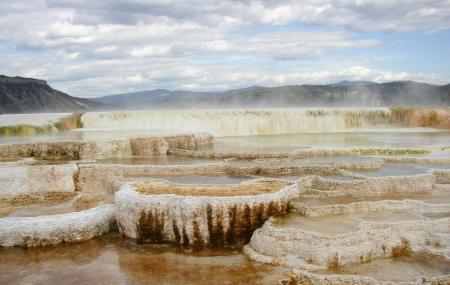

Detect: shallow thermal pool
[351, 162, 450, 177]
[271, 210, 446, 235]
[291, 186, 450, 207]
[5, 202, 80, 218]
[316, 254, 450, 282]
[97, 155, 220, 165]
[263, 174, 364, 182]
[199, 130, 450, 152]
[127, 175, 252, 185]
[1, 194, 113, 218]
[229, 156, 379, 167]
[0, 233, 291, 285]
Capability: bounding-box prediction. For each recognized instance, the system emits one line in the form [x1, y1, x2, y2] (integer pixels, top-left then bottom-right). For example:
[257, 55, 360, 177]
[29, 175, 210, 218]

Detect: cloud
[0, 0, 448, 97]
[42, 0, 450, 32]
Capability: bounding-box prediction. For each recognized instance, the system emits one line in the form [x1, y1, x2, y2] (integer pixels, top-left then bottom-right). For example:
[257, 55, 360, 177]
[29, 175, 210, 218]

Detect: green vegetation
[351, 148, 430, 155]
[0, 112, 84, 137]
[0, 124, 54, 136]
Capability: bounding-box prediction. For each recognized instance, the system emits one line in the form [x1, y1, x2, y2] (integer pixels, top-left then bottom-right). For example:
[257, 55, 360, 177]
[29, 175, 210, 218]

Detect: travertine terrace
[0, 108, 449, 284]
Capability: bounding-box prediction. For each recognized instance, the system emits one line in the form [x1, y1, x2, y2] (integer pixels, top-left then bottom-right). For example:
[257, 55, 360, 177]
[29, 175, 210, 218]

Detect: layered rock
[0, 160, 78, 201]
[0, 133, 213, 160]
[115, 179, 297, 247]
[391, 107, 450, 129]
[245, 215, 450, 269]
[298, 174, 435, 197]
[0, 204, 115, 247]
[130, 133, 212, 155]
[245, 167, 450, 284]
[293, 198, 450, 218]
[76, 162, 227, 193]
[168, 148, 430, 160]
[280, 269, 450, 285]
[225, 158, 382, 177]
[81, 109, 393, 137]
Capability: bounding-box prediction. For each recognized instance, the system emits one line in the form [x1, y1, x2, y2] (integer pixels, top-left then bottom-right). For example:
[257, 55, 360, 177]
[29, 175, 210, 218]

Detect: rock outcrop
[115, 179, 297, 247]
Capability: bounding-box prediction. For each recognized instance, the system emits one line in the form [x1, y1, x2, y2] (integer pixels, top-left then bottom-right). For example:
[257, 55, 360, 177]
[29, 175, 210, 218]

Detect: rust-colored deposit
[391, 107, 450, 129]
[135, 200, 289, 247]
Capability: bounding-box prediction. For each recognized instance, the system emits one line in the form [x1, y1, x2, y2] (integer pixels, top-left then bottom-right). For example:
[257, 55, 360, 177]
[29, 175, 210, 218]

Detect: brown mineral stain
[0, 233, 292, 285]
[172, 218, 181, 244]
[136, 210, 165, 243]
[192, 215, 203, 248]
[206, 204, 225, 247]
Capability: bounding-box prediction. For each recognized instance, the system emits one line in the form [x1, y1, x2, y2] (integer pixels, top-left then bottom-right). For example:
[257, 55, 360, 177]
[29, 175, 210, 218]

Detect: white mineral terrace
[0, 109, 449, 284]
[80, 108, 395, 136]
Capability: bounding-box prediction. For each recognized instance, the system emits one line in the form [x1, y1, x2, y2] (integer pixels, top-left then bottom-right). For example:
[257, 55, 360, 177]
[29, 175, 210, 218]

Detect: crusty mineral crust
[168, 148, 430, 159]
[115, 179, 298, 247]
[391, 107, 450, 129]
[134, 179, 292, 196]
[0, 204, 115, 247]
[298, 173, 435, 197]
[245, 216, 450, 269]
[225, 157, 383, 177]
[0, 133, 213, 160]
[245, 170, 450, 276]
[292, 198, 450, 217]
[76, 162, 227, 193]
[130, 133, 213, 155]
[434, 169, 450, 184]
[278, 269, 450, 285]
[0, 160, 78, 200]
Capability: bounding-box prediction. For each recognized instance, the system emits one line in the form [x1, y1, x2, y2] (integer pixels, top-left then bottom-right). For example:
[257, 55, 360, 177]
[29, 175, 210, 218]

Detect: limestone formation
[0, 113, 449, 284]
[0, 132, 213, 160]
[0, 160, 78, 201]
[115, 179, 297, 247]
[245, 215, 450, 269]
[0, 204, 115, 247]
[297, 173, 435, 197]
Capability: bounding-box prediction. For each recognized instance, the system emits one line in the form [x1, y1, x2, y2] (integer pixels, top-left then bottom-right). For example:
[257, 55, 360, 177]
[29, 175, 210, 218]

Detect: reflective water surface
[0, 234, 291, 285]
[98, 155, 221, 165]
[318, 254, 450, 282]
[199, 130, 450, 152]
[130, 175, 252, 185]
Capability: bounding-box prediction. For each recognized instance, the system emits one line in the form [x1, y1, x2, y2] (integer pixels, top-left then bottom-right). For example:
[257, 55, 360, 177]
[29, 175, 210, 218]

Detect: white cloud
[95, 45, 118, 53]
[0, 0, 448, 97]
[42, 0, 450, 32]
[125, 74, 144, 83]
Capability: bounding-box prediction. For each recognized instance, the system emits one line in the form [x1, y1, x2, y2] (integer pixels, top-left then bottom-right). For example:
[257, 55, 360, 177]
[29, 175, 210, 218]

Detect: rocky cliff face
[2, 75, 449, 114]
[0, 75, 103, 114]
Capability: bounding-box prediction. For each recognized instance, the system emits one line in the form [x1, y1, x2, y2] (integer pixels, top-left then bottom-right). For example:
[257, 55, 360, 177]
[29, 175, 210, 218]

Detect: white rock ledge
[0, 161, 78, 200]
[0, 204, 116, 247]
[245, 217, 450, 269]
[115, 180, 298, 247]
[280, 269, 450, 285]
[298, 173, 436, 197]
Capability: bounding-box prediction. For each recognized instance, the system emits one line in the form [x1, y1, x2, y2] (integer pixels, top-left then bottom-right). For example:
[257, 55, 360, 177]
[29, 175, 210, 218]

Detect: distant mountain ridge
[0, 75, 102, 114]
[1, 74, 449, 114]
[94, 81, 450, 109]
[93, 85, 267, 110]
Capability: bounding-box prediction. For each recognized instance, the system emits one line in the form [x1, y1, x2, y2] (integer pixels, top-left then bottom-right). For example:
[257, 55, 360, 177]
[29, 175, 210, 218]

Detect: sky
[0, 0, 449, 98]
